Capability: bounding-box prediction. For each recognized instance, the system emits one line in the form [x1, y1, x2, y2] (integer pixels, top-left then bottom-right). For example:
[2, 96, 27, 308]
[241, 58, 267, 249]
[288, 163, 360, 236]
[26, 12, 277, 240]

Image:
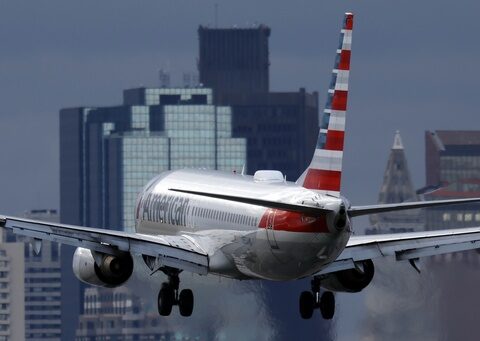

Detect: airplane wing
[0, 215, 208, 275]
[169, 188, 334, 215]
[317, 227, 480, 275]
[170, 188, 480, 218]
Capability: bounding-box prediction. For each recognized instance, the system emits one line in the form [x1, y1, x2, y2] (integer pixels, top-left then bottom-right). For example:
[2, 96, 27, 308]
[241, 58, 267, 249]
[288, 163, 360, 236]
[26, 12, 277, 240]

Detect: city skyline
[2, 2, 480, 341]
[1, 1, 480, 218]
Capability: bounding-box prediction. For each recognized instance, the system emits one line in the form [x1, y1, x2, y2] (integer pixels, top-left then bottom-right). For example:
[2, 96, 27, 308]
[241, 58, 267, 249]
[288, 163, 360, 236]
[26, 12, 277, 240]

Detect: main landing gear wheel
[298, 276, 335, 320]
[319, 291, 335, 320]
[179, 289, 194, 317]
[299, 291, 315, 319]
[157, 268, 194, 317]
[158, 284, 174, 316]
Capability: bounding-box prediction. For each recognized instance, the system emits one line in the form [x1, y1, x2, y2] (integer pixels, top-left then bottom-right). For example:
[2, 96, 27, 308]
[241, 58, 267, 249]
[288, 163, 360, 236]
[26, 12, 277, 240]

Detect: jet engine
[321, 259, 374, 293]
[72, 247, 134, 288]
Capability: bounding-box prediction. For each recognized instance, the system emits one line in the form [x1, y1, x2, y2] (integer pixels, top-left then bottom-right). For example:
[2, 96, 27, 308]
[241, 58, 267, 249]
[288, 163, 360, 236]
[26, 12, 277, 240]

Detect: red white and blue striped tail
[297, 12, 353, 197]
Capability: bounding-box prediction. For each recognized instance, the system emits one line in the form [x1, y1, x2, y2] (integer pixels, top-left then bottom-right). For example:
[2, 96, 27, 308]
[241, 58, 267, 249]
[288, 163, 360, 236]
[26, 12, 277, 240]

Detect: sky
[1, 0, 480, 339]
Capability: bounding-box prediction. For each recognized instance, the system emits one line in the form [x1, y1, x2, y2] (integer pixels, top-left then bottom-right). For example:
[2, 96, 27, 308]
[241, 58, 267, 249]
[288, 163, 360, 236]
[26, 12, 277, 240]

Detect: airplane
[3, 12, 480, 320]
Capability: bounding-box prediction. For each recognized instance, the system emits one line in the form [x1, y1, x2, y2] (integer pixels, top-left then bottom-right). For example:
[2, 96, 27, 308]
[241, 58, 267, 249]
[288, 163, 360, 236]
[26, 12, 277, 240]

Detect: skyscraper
[198, 24, 325, 341]
[220, 89, 319, 181]
[198, 25, 270, 97]
[424, 130, 480, 340]
[61, 87, 246, 231]
[1, 209, 61, 340]
[369, 131, 424, 233]
[60, 87, 246, 339]
[22, 210, 62, 341]
[0, 240, 25, 340]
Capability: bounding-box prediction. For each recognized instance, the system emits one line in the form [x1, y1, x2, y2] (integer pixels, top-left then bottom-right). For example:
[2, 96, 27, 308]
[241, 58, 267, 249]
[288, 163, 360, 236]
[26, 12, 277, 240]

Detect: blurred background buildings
[1, 12, 480, 341]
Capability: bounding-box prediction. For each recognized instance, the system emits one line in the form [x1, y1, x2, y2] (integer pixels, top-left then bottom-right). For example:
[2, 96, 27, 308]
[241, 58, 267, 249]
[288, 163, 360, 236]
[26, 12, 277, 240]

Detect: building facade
[61, 87, 246, 232]
[218, 90, 319, 182]
[425, 130, 480, 261]
[368, 131, 424, 233]
[0, 240, 25, 341]
[198, 25, 270, 97]
[22, 210, 61, 341]
[60, 87, 246, 339]
[75, 287, 181, 341]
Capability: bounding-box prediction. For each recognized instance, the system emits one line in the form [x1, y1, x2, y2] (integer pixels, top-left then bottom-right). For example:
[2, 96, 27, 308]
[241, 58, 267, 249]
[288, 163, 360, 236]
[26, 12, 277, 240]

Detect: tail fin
[297, 12, 353, 197]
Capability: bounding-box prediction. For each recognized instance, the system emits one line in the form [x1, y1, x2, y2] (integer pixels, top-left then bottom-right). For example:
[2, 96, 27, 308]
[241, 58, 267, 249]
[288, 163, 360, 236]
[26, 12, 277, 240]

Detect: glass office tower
[59, 87, 246, 340]
[61, 87, 246, 232]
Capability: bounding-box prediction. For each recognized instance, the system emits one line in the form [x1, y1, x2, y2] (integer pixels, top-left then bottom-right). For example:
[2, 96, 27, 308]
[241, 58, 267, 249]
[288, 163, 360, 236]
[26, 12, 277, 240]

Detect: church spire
[369, 131, 424, 232]
[392, 130, 404, 150]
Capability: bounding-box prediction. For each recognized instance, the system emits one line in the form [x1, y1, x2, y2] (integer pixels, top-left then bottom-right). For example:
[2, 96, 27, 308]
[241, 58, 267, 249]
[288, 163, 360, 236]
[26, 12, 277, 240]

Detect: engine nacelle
[321, 259, 374, 293]
[72, 247, 134, 288]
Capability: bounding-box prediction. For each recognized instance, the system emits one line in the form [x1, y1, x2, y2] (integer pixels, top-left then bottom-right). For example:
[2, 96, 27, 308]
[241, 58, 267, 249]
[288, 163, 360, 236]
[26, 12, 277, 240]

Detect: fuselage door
[266, 209, 279, 249]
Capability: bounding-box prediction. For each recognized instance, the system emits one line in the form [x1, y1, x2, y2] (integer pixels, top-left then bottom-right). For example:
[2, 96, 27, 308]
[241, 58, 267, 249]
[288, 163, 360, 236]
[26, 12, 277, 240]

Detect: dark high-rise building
[198, 25, 270, 97]
[219, 90, 319, 182]
[199, 23, 326, 341]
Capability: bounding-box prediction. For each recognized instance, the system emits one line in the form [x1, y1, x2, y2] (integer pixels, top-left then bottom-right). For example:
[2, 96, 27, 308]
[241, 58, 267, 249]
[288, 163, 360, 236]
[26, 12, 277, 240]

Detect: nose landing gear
[299, 276, 335, 320]
[157, 268, 194, 317]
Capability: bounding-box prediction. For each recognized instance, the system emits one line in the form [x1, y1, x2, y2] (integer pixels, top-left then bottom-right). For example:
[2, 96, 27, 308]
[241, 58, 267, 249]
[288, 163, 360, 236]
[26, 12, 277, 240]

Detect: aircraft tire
[299, 291, 315, 319]
[158, 286, 174, 316]
[179, 289, 194, 317]
[320, 291, 335, 320]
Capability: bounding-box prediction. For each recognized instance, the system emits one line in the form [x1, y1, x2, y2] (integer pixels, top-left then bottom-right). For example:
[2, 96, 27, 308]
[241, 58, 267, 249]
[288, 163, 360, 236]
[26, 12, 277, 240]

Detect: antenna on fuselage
[241, 164, 246, 176]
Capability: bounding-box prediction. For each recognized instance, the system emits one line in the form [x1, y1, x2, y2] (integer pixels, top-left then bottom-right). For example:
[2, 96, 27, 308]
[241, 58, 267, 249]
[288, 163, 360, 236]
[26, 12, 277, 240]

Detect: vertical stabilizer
[298, 12, 353, 197]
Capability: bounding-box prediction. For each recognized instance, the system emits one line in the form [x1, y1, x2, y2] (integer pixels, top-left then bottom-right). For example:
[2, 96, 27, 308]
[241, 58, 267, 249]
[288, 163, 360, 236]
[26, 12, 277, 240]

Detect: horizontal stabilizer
[349, 197, 480, 217]
[169, 188, 334, 216]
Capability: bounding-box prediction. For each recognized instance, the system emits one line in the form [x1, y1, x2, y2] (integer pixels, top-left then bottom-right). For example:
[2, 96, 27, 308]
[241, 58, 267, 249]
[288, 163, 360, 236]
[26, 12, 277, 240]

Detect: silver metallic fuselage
[135, 169, 351, 281]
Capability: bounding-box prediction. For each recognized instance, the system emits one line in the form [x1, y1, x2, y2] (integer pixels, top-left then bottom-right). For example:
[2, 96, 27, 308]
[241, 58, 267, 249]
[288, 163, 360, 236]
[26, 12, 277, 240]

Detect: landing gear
[319, 291, 335, 320]
[299, 277, 335, 320]
[157, 268, 194, 317]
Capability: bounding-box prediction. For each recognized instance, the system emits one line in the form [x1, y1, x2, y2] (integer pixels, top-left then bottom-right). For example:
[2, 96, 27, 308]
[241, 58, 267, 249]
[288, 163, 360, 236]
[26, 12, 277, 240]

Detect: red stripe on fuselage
[258, 208, 329, 233]
[303, 169, 341, 192]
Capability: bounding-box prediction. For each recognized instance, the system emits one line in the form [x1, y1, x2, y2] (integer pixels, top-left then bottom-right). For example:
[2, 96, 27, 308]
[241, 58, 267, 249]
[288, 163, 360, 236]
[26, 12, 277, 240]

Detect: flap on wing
[349, 197, 480, 217]
[316, 226, 480, 276]
[1, 216, 209, 275]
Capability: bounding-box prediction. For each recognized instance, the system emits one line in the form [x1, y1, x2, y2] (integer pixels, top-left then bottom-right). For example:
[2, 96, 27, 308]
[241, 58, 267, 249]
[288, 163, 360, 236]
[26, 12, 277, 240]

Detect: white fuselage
[135, 169, 352, 281]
